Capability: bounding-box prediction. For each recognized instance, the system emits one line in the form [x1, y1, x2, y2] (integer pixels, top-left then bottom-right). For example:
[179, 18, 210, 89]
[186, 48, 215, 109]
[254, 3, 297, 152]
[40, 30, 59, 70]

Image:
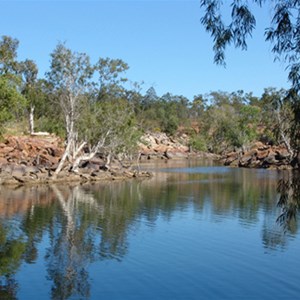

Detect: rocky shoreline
[0, 135, 152, 186]
[138, 132, 219, 161]
[0, 133, 294, 186]
[222, 141, 292, 169]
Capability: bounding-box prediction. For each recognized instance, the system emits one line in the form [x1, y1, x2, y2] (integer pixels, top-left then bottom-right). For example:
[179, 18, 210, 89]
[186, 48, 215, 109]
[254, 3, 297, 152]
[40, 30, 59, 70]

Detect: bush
[189, 135, 207, 152]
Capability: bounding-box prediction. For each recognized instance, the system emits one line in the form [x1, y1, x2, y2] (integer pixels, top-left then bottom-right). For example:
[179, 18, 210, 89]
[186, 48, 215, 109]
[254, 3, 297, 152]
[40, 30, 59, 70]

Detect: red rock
[0, 157, 7, 164]
[250, 142, 269, 151]
[257, 150, 269, 160]
[2, 146, 14, 153]
[39, 154, 59, 166]
[153, 145, 168, 153]
[243, 149, 257, 157]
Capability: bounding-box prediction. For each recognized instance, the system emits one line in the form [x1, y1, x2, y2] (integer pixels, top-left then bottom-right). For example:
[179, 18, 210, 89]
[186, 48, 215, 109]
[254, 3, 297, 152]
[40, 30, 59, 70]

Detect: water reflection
[0, 162, 298, 299]
[277, 170, 300, 232]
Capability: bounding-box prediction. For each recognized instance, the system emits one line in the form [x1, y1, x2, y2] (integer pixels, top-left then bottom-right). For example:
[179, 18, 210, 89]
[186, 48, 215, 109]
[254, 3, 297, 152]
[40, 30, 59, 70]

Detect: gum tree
[200, 0, 300, 166]
[46, 42, 93, 175]
[0, 36, 25, 135]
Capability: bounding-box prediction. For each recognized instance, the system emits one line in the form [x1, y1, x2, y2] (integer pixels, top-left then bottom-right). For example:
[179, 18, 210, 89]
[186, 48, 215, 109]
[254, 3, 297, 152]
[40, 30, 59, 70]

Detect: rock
[275, 149, 291, 160]
[263, 155, 278, 166]
[11, 166, 26, 177]
[248, 159, 261, 168]
[153, 145, 168, 153]
[139, 132, 192, 159]
[123, 170, 134, 178]
[239, 154, 254, 167]
[0, 157, 8, 165]
[224, 152, 239, 165]
[38, 154, 59, 166]
[164, 151, 174, 159]
[24, 166, 40, 174]
[1, 164, 14, 174]
[12, 175, 26, 183]
[250, 141, 269, 151]
[257, 150, 269, 160]
[2, 146, 14, 153]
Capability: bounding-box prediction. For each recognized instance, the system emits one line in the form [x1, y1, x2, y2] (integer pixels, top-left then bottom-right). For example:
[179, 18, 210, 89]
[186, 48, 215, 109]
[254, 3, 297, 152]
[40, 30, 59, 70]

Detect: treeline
[0, 35, 297, 171]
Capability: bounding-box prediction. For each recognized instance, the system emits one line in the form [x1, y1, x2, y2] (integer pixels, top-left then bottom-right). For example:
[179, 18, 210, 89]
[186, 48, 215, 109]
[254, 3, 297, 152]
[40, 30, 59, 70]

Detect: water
[0, 160, 299, 299]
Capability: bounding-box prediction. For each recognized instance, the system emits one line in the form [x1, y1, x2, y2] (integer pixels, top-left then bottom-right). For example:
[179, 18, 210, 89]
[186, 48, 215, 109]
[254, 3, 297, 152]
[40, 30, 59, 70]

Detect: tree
[0, 35, 20, 76]
[0, 36, 26, 135]
[95, 57, 129, 100]
[20, 59, 39, 134]
[259, 88, 294, 154]
[200, 0, 300, 166]
[0, 77, 25, 135]
[46, 42, 93, 175]
[74, 98, 140, 171]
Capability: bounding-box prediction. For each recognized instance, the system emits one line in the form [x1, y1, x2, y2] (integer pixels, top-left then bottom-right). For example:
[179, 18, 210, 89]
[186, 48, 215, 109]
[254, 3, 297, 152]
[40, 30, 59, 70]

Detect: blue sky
[0, 0, 289, 100]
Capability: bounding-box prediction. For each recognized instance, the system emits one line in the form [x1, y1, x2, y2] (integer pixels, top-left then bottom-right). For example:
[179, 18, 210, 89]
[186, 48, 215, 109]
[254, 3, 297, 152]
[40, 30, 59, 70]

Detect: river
[0, 160, 299, 299]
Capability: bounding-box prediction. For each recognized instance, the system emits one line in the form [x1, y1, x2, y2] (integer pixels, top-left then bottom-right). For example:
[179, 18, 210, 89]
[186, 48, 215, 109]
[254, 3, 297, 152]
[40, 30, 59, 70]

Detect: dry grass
[4, 120, 29, 136]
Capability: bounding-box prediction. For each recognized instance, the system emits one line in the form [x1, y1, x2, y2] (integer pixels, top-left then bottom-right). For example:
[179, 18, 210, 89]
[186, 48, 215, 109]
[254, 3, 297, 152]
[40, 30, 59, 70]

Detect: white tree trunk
[29, 105, 35, 135]
[71, 134, 109, 172]
[276, 110, 293, 158]
[53, 138, 73, 177]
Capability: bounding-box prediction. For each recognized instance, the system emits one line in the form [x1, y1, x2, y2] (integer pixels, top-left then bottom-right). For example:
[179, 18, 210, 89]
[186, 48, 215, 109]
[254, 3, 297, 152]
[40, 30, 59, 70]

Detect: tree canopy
[0, 33, 299, 172]
[200, 0, 300, 162]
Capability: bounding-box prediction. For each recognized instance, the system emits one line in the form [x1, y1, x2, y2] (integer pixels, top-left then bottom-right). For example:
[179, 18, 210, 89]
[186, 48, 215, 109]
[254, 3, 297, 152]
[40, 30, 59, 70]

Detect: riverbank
[0, 133, 294, 186]
[138, 132, 219, 161]
[222, 141, 293, 169]
[0, 135, 152, 186]
[0, 132, 220, 186]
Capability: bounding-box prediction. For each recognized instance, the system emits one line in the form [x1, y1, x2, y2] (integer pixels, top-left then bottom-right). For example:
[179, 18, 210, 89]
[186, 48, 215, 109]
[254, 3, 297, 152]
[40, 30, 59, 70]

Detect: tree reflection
[0, 166, 299, 298]
[277, 170, 299, 232]
[0, 222, 26, 299]
[45, 185, 96, 300]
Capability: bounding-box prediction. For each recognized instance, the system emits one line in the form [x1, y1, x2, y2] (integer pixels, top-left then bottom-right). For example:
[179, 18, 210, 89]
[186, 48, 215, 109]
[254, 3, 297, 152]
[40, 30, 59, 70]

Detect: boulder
[0, 157, 8, 165]
[275, 149, 291, 160]
[257, 150, 269, 160]
[2, 146, 14, 153]
[11, 166, 26, 177]
[250, 141, 269, 151]
[263, 155, 278, 166]
[239, 154, 254, 167]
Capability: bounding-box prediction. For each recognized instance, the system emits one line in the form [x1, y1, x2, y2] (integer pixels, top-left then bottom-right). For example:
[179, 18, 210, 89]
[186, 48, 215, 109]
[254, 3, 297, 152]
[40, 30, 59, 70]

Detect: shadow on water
[276, 170, 300, 232]
[0, 161, 299, 299]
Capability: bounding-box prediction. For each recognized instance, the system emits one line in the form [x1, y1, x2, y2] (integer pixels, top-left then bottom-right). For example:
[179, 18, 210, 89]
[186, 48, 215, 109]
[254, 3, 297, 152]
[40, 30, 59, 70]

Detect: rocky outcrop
[0, 135, 64, 167]
[223, 142, 292, 169]
[139, 132, 219, 160]
[0, 135, 152, 186]
[0, 161, 152, 186]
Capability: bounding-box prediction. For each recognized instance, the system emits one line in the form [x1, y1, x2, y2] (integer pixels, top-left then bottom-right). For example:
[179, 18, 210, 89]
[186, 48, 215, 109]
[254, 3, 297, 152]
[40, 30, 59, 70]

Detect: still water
[0, 160, 299, 299]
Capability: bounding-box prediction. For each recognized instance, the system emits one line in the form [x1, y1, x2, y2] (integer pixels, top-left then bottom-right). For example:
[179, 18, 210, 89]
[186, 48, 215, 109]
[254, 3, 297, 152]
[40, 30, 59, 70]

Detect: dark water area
[0, 160, 299, 299]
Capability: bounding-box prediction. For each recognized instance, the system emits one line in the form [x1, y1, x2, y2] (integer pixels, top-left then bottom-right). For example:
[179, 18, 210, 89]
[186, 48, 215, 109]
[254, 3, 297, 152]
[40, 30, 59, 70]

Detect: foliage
[0, 76, 26, 135]
[46, 42, 93, 139]
[200, 0, 300, 161]
[0, 35, 20, 75]
[195, 91, 261, 153]
[0, 224, 26, 276]
[79, 98, 141, 160]
[1, 34, 299, 169]
[189, 134, 207, 152]
[95, 57, 129, 100]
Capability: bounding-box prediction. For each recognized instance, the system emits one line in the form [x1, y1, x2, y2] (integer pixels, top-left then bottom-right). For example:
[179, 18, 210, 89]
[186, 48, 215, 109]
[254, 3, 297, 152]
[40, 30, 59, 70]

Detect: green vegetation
[200, 0, 300, 165]
[0, 34, 298, 172]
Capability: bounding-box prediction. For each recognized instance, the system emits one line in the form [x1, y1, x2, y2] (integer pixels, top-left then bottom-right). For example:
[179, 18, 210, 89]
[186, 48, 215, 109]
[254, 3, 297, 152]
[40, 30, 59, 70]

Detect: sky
[0, 0, 290, 100]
